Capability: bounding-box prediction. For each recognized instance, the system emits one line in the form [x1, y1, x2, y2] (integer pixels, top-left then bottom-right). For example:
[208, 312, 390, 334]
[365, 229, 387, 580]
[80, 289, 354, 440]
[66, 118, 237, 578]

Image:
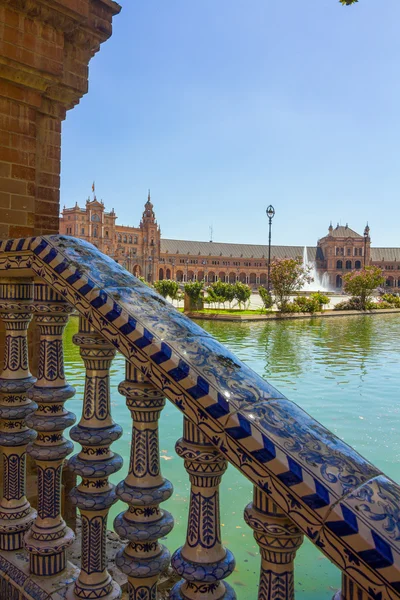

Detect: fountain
[302, 246, 331, 291]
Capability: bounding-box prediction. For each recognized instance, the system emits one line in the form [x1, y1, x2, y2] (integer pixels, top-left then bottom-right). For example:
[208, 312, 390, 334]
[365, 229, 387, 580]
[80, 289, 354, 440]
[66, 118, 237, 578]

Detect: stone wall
[0, 0, 121, 238]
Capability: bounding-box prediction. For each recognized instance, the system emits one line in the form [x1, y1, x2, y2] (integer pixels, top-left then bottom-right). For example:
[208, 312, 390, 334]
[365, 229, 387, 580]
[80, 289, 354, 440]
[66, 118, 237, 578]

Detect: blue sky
[60, 0, 400, 247]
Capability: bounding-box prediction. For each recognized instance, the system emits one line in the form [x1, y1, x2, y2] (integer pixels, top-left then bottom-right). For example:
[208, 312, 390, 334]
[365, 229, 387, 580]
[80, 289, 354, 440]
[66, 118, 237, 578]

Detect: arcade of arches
[60, 201, 400, 290]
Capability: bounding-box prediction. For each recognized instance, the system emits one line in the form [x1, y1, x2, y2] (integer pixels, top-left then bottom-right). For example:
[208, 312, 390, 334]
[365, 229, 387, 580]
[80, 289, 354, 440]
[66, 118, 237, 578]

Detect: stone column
[24, 283, 76, 576]
[171, 419, 236, 600]
[68, 317, 122, 600]
[0, 278, 37, 550]
[114, 362, 174, 600]
[244, 488, 303, 600]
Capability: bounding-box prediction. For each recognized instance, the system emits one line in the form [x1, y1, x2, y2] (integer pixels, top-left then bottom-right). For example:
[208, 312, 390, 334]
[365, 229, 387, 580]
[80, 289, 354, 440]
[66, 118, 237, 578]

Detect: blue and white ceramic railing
[0, 235, 398, 600]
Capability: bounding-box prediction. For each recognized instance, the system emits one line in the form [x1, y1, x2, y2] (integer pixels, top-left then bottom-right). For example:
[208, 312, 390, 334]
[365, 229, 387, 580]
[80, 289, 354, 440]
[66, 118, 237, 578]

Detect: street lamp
[266, 205, 275, 292]
[363, 224, 369, 268]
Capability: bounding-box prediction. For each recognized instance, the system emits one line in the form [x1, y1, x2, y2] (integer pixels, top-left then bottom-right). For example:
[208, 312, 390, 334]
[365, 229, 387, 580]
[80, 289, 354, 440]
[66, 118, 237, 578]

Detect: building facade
[60, 196, 400, 290]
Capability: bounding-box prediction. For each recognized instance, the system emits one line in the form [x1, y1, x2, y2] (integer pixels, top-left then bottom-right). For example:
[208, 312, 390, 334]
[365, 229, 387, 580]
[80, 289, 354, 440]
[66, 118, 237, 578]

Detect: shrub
[258, 286, 273, 310]
[310, 292, 330, 310]
[381, 294, 400, 308]
[372, 301, 393, 310]
[293, 296, 320, 314]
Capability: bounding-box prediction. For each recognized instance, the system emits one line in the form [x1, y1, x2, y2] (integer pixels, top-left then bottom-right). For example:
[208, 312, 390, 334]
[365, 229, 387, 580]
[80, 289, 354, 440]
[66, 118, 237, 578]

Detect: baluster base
[0, 506, 36, 551]
[66, 579, 122, 600]
[25, 526, 75, 576]
[170, 580, 237, 600]
[171, 548, 236, 600]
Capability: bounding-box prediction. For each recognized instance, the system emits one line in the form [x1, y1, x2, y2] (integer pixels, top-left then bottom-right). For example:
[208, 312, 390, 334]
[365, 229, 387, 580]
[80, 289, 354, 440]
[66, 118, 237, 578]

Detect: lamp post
[266, 205, 275, 292]
[363, 224, 369, 268]
[186, 259, 189, 282]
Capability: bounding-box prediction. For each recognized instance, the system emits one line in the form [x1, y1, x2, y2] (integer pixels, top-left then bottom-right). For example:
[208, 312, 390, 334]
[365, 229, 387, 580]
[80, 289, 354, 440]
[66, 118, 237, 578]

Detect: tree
[343, 266, 384, 310]
[339, 0, 358, 5]
[153, 279, 180, 303]
[184, 281, 204, 310]
[233, 282, 252, 309]
[270, 258, 312, 312]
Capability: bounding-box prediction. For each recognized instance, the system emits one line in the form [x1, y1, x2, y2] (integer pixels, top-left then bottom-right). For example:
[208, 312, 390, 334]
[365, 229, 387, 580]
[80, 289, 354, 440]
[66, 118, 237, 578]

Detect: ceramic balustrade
[0, 236, 398, 600]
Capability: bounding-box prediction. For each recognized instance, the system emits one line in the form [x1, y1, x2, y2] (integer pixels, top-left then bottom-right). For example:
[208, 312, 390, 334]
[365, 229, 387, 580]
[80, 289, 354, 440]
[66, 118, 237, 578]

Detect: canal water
[63, 314, 400, 599]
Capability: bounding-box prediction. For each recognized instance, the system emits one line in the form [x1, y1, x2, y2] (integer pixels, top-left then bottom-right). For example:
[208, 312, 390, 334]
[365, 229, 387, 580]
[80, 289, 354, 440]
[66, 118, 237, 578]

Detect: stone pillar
[114, 362, 174, 600]
[0, 0, 121, 239]
[25, 283, 76, 576]
[171, 419, 236, 600]
[0, 278, 37, 550]
[244, 488, 303, 600]
[68, 317, 122, 600]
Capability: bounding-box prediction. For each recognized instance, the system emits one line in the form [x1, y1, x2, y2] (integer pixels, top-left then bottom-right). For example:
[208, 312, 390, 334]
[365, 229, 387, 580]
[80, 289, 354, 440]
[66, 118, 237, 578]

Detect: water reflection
[62, 314, 400, 600]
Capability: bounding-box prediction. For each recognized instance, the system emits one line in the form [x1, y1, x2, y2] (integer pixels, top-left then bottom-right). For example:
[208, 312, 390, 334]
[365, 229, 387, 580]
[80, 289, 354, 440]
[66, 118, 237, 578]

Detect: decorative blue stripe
[225, 413, 252, 439]
[168, 359, 190, 382]
[251, 434, 276, 463]
[16, 239, 25, 251]
[66, 271, 83, 285]
[42, 248, 58, 264]
[119, 316, 137, 335]
[151, 342, 172, 365]
[187, 376, 210, 400]
[78, 280, 96, 296]
[105, 302, 122, 322]
[91, 290, 108, 309]
[32, 239, 49, 255]
[277, 457, 303, 487]
[204, 393, 230, 419]
[302, 480, 330, 510]
[5, 240, 14, 252]
[134, 328, 153, 349]
[326, 505, 359, 537]
[54, 260, 69, 274]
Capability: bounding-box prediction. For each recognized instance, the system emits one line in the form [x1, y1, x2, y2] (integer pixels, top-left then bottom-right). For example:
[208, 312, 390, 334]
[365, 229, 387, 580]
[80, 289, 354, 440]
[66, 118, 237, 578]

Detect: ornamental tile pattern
[0, 235, 399, 599]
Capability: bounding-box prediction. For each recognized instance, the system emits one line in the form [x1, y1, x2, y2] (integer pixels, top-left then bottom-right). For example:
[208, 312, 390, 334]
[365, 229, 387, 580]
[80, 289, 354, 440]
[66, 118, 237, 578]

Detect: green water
[63, 314, 400, 599]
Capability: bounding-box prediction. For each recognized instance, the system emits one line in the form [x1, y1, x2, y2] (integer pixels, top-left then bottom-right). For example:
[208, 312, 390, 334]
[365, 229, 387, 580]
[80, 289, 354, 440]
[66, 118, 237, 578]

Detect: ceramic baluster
[0, 278, 37, 550]
[68, 317, 122, 600]
[25, 283, 76, 575]
[244, 488, 303, 600]
[171, 418, 236, 600]
[114, 362, 174, 600]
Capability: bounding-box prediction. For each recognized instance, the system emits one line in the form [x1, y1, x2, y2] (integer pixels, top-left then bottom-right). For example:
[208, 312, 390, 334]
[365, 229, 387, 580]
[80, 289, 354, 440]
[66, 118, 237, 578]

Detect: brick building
[60, 196, 400, 290]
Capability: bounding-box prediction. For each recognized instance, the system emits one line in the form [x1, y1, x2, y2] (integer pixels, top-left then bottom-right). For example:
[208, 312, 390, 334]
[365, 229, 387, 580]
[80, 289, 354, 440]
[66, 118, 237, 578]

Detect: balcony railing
[0, 234, 399, 600]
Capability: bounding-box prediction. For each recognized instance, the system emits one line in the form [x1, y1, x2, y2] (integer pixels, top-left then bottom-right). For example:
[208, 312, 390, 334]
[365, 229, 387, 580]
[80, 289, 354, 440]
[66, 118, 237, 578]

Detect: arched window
[336, 260, 343, 269]
[105, 230, 109, 238]
[159, 268, 164, 280]
[118, 234, 122, 243]
[123, 235, 127, 243]
[345, 260, 352, 270]
[355, 260, 361, 269]
[128, 236, 132, 244]
[336, 274, 342, 288]
[134, 236, 138, 244]
[166, 268, 171, 279]
[91, 214, 100, 222]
